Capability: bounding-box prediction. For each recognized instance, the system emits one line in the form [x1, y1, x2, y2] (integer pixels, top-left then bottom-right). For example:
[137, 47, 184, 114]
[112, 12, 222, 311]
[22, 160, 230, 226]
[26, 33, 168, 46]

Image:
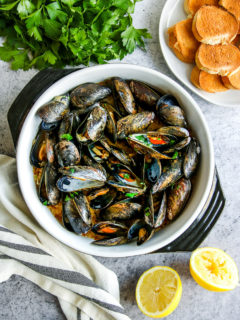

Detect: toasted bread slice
[168, 19, 199, 63]
[196, 43, 240, 76]
[184, 0, 219, 16]
[232, 34, 240, 47]
[219, 0, 240, 33]
[222, 69, 240, 89]
[191, 65, 228, 92]
[192, 5, 239, 45]
[191, 65, 202, 88]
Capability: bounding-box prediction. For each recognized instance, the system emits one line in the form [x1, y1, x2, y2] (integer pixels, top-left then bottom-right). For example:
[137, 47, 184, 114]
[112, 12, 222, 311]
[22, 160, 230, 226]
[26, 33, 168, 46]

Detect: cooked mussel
[30, 129, 47, 168]
[59, 165, 107, 182]
[129, 80, 160, 109]
[37, 94, 70, 123]
[113, 77, 136, 114]
[102, 200, 142, 220]
[127, 219, 154, 245]
[154, 191, 167, 228]
[117, 112, 155, 139]
[73, 192, 91, 226]
[92, 236, 128, 246]
[88, 187, 116, 209]
[157, 95, 187, 127]
[58, 112, 74, 141]
[62, 197, 90, 234]
[92, 221, 127, 236]
[157, 126, 189, 138]
[76, 106, 107, 143]
[144, 156, 162, 184]
[70, 83, 111, 111]
[56, 176, 105, 192]
[152, 157, 183, 193]
[167, 177, 191, 220]
[183, 138, 201, 179]
[88, 142, 110, 163]
[109, 163, 144, 189]
[38, 163, 60, 205]
[55, 140, 81, 167]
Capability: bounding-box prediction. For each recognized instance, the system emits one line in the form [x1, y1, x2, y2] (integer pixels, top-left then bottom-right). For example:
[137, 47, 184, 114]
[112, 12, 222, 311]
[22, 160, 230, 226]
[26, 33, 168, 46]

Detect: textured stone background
[0, 0, 240, 319]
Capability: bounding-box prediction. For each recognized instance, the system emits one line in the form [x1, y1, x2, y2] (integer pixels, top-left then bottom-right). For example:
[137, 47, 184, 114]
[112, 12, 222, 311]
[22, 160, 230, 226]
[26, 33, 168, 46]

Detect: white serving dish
[16, 64, 214, 257]
[159, 0, 240, 107]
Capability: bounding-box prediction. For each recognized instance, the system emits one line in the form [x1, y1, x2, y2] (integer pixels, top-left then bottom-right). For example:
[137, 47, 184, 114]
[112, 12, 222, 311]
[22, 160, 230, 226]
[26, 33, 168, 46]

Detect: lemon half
[135, 266, 182, 318]
[190, 247, 239, 292]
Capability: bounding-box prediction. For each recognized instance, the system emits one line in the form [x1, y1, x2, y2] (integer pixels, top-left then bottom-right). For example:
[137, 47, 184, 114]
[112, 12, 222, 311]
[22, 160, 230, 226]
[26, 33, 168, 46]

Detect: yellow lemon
[190, 247, 239, 292]
[135, 266, 182, 318]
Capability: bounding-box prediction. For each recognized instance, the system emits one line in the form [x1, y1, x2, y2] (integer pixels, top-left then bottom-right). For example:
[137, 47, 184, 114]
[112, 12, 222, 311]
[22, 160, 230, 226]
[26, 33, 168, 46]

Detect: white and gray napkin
[0, 155, 131, 320]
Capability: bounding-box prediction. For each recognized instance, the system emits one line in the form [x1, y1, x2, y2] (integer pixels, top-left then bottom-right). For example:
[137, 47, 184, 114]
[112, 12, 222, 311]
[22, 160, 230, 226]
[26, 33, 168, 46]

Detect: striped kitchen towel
[0, 155, 131, 320]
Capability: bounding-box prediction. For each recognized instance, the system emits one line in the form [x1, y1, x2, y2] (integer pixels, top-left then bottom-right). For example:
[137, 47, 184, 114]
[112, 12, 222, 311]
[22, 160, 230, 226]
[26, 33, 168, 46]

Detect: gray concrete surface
[0, 0, 240, 319]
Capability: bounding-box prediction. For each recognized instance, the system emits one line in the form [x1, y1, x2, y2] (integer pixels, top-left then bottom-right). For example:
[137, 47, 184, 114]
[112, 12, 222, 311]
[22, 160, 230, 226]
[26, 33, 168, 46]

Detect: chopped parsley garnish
[61, 133, 73, 141]
[70, 193, 75, 198]
[144, 207, 151, 216]
[172, 151, 179, 159]
[125, 192, 138, 198]
[123, 173, 130, 179]
[64, 195, 71, 202]
[70, 168, 75, 173]
[43, 200, 48, 206]
[170, 139, 175, 145]
[135, 135, 152, 147]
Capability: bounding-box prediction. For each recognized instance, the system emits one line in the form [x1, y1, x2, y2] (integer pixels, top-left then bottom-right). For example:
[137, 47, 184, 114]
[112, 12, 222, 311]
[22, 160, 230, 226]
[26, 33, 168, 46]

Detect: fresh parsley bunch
[0, 0, 151, 70]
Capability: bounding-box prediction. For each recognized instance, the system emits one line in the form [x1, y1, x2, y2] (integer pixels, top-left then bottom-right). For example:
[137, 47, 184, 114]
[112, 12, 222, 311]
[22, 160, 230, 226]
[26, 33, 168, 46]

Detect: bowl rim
[16, 63, 215, 257]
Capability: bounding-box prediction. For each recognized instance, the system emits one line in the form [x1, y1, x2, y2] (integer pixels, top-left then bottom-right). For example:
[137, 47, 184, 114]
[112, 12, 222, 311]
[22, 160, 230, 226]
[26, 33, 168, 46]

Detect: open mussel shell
[40, 120, 60, 131]
[45, 132, 56, 164]
[129, 80, 160, 109]
[73, 193, 91, 226]
[127, 219, 154, 245]
[117, 111, 155, 139]
[128, 133, 173, 160]
[103, 103, 118, 143]
[157, 95, 187, 127]
[38, 164, 60, 206]
[70, 83, 111, 110]
[88, 142, 110, 163]
[57, 176, 105, 192]
[58, 112, 74, 141]
[92, 221, 127, 236]
[153, 191, 167, 228]
[81, 153, 108, 179]
[84, 106, 108, 142]
[144, 156, 162, 184]
[102, 201, 142, 220]
[55, 140, 81, 167]
[107, 180, 146, 196]
[157, 126, 189, 138]
[37, 94, 70, 123]
[30, 130, 47, 168]
[183, 138, 201, 179]
[100, 139, 133, 166]
[110, 163, 144, 189]
[62, 205, 74, 232]
[88, 187, 116, 210]
[59, 165, 107, 182]
[92, 236, 128, 246]
[167, 177, 191, 221]
[62, 197, 90, 234]
[113, 77, 136, 114]
[144, 189, 154, 227]
[164, 137, 191, 154]
[152, 157, 183, 194]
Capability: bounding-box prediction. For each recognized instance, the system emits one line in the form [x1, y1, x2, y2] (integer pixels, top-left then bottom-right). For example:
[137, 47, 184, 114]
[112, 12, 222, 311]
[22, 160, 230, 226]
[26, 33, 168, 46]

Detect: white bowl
[17, 64, 215, 257]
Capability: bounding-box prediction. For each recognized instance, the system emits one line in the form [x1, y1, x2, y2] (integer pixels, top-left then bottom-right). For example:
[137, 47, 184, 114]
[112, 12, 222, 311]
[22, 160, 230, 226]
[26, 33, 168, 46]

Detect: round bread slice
[184, 0, 219, 16]
[199, 70, 228, 92]
[191, 66, 202, 88]
[191, 65, 228, 92]
[222, 69, 240, 89]
[168, 18, 199, 63]
[192, 5, 239, 45]
[219, 0, 240, 33]
[196, 43, 240, 76]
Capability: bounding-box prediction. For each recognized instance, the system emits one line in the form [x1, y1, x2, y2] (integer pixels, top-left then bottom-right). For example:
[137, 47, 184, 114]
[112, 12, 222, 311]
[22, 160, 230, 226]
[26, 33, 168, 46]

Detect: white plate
[159, 0, 240, 107]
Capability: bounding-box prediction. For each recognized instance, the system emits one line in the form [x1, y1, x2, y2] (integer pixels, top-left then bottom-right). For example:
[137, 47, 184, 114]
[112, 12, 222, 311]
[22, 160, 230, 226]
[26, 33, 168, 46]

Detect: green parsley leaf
[170, 139, 175, 145]
[172, 151, 179, 159]
[125, 192, 138, 198]
[70, 168, 75, 173]
[43, 200, 48, 206]
[123, 173, 130, 179]
[64, 195, 71, 202]
[61, 133, 73, 141]
[144, 207, 151, 216]
[70, 193, 75, 198]
[0, 0, 150, 70]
